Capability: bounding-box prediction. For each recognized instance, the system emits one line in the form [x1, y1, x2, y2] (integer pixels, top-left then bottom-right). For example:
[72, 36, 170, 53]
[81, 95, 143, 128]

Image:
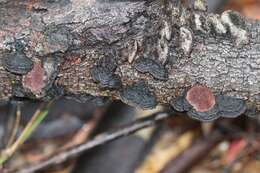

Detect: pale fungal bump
[180, 27, 193, 56]
[119, 80, 157, 109]
[157, 37, 169, 65]
[193, 13, 208, 33]
[134, 57, 168, 80]
[2, 51, 33, 75]
[43, 56, 62, 88]
[185, 85, 216, 112]
[158, 21, 171, 65]
[161, 21, 172, 41]
[216, 95, 247, 118]
[128, 40, 138, 64]
[90, 66, 122, 89]
[207, 14, 227, 35]
[193, 0, 207, 11]
[221, 10, 249, 46]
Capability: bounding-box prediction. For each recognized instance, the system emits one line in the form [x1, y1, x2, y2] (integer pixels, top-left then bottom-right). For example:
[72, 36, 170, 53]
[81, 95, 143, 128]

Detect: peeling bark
[0, 0, 260, 113]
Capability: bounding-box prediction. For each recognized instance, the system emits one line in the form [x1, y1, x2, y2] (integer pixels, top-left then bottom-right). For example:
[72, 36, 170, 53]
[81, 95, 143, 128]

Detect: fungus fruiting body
[22, 63, 46, 94]
[187, 106, 219, 122]
[134, 57, 168, 80]
[3, 51, 33, 75]
[90, 56, 122, 89]
[120, 81, 157, 109]
[170, 85, 248, 121]
[180, 27, 193, 55]
[216, 95, 246, 118]
[186, 85, 216, 113]
[90, 66, 122, 89]
[184, 85, 219, 121]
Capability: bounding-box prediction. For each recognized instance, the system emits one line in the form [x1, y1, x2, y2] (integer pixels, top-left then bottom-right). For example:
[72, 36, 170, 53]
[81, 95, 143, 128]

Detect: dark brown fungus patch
[90, 66, 122, 89]
[170, 94, 192, 112]
[2, 51, 33, 75]
[119, 81, 157, 109]
[187, 107, 219, 122]
[216, 95, 246, 118]
[97, 56, 117, 72]
[170, 96, 186, 112]
[245, 105, 259, 119]
[134, 57, 168, 80]
[90, 56, 121, 90]
[186, 85, 216, 112]
[43, 25, 73, 54]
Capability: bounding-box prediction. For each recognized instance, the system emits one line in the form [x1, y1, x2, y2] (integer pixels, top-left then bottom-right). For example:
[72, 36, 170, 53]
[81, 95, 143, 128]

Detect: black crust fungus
[44, 25, 73, 53]
[120, 80, 157, 109]
[2, 51, 33, 75]
[97, 56, 117, 72]
[187, 106, 220, 122]
[245, 105, 259, 119]
[216, 95, 246, 118]
[90, 56, 122, 89]
[170, 95, 192, 112]
[134, 57, 168, 80]
[90, 66, 122, 89]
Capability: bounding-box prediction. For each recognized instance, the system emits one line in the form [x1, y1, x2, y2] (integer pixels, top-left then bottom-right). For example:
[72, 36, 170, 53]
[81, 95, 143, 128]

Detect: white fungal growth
[157, 21, 171, 65]
[194, 0, 207, 11]
[207, 14, 227, 34]
[180, 27, 193, 55]
[157, 38, 169, 65]
[161, 21, 172, 41]
[221, 10, 249, 46]
[194, 13, 207, 33]
[128, 40, 138, 63]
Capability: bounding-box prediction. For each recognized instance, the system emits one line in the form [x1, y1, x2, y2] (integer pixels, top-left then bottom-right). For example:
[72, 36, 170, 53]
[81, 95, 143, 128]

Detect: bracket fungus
[90, 66, 122, 89]
[119, 80, 157, 109]
[134, 57, 168, 81]
[187, 106, 219, 122]
[2, 51, 33, 75]
[170, 85, 248, 121]
[216, 95, 246, 118]
[90, 57, 122, 89]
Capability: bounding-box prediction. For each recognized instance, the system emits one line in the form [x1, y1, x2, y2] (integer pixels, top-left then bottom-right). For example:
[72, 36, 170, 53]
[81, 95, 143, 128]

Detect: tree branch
[0, 0, 260, 112]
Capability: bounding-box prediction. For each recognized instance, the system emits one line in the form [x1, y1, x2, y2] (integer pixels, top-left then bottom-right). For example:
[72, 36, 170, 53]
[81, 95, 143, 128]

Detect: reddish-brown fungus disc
[186, 85, 216, 112]
[22, 63, 45, 93]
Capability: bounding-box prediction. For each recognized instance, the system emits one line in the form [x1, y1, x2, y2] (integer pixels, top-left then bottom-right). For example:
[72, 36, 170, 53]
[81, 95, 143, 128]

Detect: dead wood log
[0, 0, 260, 117]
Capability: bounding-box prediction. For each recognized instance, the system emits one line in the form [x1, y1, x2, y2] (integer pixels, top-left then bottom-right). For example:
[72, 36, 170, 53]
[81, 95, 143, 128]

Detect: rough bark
[0, 0, 260, 112]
